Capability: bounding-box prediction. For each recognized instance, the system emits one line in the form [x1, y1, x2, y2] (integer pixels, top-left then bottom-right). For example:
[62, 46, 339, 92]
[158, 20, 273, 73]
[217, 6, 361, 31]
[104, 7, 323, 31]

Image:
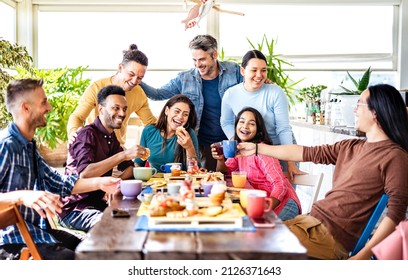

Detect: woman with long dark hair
[237, 84, 408, 260]
[134, 94, 199, 170]
[365, 84, 408, 152]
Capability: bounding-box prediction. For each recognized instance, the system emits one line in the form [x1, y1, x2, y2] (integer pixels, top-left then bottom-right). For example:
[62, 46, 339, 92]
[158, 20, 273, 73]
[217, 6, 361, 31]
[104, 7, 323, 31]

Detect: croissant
[201, 173, 222, 184]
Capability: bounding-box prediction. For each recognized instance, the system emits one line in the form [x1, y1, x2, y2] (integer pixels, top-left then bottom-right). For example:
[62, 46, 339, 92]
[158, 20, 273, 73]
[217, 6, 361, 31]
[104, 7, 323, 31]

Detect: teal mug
[133, 167, 157, 181]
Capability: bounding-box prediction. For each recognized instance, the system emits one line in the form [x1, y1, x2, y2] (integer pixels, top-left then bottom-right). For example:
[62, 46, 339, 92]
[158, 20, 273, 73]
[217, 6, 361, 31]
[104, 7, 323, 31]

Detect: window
[37, 10, 206, 70]
[219, 4, 395, 71]
[31, 2, 399, 107]
[0, 1, 16, 42]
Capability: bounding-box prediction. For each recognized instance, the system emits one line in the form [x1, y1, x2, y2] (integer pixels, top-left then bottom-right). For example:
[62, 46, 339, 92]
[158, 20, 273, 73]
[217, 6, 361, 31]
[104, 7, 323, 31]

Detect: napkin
[371, 219, 408, 260]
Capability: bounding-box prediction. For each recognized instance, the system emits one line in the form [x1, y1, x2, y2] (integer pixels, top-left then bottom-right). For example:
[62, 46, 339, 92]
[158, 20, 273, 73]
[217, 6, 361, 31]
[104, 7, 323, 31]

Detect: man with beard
[61, 85, 148, 232]
[0, 79, 120, 259]
[140, 35, 242, 172]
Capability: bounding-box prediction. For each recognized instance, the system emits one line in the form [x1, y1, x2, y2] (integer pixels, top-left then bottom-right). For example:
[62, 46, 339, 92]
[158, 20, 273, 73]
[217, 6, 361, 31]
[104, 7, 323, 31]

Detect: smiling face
[241, 58, 267, 92]
[99, 94, 127, 133]
[354, 89, 374, 132]
[116, 61, 147, 92]
[27, 86, 52, 129]
[191, 49, 218, 80]
[165, 102, 191, 134]
[236, 110, 257, 142]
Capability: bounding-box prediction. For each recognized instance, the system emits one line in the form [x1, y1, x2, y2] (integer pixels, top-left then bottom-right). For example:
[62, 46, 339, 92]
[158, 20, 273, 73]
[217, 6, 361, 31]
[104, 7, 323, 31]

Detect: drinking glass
[231, 171, 247, 188]
[212, 141, 224, 157]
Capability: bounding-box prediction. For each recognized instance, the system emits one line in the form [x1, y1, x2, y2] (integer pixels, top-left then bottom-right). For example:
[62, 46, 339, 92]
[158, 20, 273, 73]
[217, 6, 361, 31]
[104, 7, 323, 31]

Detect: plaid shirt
[0, 122, 78, 245]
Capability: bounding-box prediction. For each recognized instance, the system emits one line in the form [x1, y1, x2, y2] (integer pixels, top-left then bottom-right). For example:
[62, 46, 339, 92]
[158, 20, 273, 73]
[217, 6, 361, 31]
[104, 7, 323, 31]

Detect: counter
[290, 120, 366, 138]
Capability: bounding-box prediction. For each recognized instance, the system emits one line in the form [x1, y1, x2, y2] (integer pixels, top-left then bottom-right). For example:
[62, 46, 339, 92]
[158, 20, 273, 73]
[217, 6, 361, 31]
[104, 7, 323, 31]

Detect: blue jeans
[60, 209, 103, 232]
[278, 198, 300, 221]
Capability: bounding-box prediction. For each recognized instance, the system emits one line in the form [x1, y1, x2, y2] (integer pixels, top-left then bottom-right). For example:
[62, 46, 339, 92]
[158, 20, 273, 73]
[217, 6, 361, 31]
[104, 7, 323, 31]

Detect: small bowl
[120, 180, 142, 198]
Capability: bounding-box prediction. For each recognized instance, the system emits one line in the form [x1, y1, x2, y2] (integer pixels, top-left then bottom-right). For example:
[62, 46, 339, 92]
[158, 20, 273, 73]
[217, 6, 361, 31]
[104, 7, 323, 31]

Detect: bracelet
[187, 156, 198, 161]
[255, 143, 258, 156]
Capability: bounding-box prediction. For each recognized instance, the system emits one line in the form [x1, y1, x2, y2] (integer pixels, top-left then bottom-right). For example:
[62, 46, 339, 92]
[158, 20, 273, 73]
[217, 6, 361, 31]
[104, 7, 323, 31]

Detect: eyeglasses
[355, 100, 369, 109]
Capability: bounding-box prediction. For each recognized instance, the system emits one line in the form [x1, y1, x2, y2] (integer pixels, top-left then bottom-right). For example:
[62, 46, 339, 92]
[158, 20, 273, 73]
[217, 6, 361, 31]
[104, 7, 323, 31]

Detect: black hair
[366, 84, 408, 152]
[233, 107, 272, 145]
[241, 50, 268, 68]
[97, 85, 126, 106]
[122, 44, 148, 66]
[155, 94, 197, 164]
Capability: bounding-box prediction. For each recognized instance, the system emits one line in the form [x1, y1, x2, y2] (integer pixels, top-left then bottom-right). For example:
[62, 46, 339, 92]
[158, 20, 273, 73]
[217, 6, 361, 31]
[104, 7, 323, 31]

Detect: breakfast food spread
[145, 174, 238, 223]
[149, 194, 185, 217]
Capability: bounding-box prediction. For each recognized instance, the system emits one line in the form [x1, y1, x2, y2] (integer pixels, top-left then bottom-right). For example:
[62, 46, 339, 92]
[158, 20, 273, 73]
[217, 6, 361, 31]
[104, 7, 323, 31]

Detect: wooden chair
[0, 203, 42, 260]
[350, 193, 389, 257]
[292, 173, 324, 214]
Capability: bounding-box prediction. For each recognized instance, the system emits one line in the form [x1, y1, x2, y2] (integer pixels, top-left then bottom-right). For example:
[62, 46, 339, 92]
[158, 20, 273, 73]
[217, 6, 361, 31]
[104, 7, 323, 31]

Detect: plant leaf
[357, 66, 371, 92]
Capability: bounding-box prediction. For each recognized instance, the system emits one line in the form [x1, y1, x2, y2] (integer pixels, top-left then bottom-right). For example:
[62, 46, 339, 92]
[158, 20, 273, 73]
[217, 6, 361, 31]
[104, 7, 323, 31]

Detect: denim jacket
[140, 60, 243, 131]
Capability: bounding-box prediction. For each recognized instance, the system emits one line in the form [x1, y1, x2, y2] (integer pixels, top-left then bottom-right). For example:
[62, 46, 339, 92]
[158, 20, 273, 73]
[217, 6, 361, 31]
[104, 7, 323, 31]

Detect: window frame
[2, 0, 407, 89]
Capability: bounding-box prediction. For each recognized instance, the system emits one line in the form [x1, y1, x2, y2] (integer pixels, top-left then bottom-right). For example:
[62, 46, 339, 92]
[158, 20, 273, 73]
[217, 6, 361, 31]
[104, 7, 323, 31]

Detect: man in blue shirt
[140, 34, 243, 171]
[0, 78, 120, 259]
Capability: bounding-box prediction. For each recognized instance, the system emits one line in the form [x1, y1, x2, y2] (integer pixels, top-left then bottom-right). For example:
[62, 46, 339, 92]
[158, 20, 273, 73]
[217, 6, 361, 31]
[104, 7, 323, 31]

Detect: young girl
[212, 107, 301, 221]
[134, 94, 200, 171]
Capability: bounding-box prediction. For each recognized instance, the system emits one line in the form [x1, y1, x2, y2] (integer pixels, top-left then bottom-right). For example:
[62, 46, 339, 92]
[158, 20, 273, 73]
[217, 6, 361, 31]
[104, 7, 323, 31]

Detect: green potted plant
[247, 35, 304, 107]
[16, 66, 91, 166]
[297, 84, 327, 124]
[338, 67, 371, 95]
[0, 38, 33, 129]
[220, 34, 303, 107]
[333, 67, 372, 127]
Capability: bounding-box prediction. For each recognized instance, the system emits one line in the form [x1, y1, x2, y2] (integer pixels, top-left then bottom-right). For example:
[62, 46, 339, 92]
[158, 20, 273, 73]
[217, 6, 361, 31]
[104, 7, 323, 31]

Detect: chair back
[0, 203, 42, 260]
[350, 193, 389, 257]
[292, 173, 324, 214]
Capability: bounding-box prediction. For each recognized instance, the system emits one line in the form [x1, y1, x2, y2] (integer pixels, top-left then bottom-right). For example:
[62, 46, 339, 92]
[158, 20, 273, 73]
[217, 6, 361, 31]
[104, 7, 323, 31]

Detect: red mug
[246, 194, 273, 219]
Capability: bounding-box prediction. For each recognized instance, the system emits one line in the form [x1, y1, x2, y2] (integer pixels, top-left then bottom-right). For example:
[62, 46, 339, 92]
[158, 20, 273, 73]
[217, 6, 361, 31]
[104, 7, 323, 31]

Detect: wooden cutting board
[147, 203, 244, 229]
[137, 196, 245, 229]
[163, 172, 224, 182]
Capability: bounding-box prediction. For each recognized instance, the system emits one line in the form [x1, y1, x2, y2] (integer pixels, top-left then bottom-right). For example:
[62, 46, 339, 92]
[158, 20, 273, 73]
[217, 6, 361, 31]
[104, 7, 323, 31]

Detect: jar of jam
[170, 164, 181, 176]
[187, 157, 199, 174]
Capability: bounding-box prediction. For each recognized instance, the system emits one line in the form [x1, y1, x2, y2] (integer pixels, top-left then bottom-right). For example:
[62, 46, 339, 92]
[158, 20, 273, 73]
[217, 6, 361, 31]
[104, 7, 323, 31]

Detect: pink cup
[246, 194, 273, 219]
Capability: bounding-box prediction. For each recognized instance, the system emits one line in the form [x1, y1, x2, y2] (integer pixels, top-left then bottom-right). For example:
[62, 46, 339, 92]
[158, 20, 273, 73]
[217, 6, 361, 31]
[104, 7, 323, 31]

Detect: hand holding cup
[211, 141, 224, 160]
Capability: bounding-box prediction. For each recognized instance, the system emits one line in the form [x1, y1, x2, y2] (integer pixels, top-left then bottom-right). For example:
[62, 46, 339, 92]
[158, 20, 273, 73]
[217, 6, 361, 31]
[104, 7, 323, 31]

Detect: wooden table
[75, 194, 307, 260]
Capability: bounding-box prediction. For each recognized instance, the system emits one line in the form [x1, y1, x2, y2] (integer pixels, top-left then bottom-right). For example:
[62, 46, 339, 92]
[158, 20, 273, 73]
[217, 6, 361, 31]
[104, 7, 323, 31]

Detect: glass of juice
[231, 171, 247, 189]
